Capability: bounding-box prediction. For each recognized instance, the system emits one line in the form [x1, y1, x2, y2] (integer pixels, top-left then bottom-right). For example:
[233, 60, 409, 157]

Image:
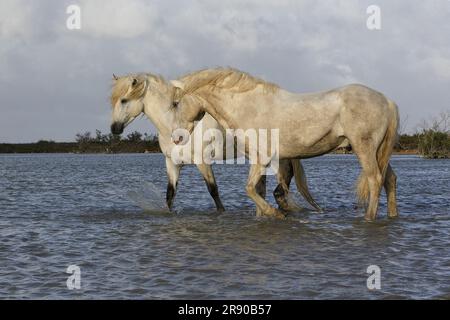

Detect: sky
[0, 0, 449, 142]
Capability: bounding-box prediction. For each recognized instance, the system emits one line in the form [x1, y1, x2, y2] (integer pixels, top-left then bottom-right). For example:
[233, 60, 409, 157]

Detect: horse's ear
[170, 80, 185, 105]
[170, 80, 185, 90]
[112, 74, 119, 81]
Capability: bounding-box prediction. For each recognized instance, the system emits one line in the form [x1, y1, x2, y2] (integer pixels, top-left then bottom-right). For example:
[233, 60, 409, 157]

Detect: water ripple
[0, 154, 449, 299]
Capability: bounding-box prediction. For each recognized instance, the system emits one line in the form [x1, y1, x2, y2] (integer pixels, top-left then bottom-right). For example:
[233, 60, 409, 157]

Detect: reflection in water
[0, 154, 448, 299]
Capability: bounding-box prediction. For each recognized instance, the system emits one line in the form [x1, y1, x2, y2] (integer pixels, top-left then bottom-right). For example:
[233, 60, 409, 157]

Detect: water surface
[0, 154, 448, 299]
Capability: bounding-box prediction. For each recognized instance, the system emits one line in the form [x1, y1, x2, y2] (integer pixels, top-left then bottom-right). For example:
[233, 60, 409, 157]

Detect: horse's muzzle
[111, 122, 124, 135]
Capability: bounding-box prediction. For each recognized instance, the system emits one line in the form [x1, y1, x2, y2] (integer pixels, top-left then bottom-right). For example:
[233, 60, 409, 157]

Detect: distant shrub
[396, 134, 419, 151]
[417, 112, 450, 159]
[418, 130, 449, 159]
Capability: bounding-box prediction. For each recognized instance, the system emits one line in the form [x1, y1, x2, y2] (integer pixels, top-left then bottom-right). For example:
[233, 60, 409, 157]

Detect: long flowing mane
[110, 73, 166, 107]
[177, 68, 279, 100]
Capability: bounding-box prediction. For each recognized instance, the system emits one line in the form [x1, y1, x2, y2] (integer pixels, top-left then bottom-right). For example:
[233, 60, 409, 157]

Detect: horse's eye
[172, 101, 179, 108]
[121, 98, 129, 104]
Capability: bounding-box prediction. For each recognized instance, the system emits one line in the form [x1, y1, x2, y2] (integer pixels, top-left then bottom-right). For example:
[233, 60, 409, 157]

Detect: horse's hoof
[274, 211, 287, 219]
[388, 212, 399, 219]
[267, 208, 287, 219]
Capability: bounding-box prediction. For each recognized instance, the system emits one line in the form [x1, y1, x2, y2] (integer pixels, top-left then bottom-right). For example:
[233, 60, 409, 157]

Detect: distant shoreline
[3, 129, 446, 158]
[0, 144, 419, 155]
[0, 141, 160, 154]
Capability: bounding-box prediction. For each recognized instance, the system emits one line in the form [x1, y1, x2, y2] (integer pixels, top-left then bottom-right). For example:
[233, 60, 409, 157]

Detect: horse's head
[110, 74, 147, 135]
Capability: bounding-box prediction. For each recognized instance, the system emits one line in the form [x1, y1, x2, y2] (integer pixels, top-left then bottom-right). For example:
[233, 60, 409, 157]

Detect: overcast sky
[0, 0, 449, 142]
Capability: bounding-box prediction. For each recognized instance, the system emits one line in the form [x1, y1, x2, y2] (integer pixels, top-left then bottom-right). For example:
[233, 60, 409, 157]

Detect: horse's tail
[291, 159, 322, 211]
[357, 100, 399, 204]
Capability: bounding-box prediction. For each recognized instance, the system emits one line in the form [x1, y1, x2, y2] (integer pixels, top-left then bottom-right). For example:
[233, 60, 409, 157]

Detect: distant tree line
[74, 130, 160, 153]
[0, 140, 77, 153]
[0, 130, 161, 154]
[0, 112, 448, 158]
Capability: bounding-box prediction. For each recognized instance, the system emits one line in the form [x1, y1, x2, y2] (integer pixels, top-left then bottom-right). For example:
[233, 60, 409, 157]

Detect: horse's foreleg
[196, 164, 225, 212]
[384, 163, 399, 218]
[247, 164, 285, 219]
[165, 157, 181, 210]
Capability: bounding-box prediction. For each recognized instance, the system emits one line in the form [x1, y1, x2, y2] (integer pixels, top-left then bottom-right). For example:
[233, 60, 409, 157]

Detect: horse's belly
[279, 132, 345, 159]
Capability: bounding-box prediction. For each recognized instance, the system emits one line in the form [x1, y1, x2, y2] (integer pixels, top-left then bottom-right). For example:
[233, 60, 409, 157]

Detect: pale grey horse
[170, 68, 399, 221]
[109, 73, 322, 213]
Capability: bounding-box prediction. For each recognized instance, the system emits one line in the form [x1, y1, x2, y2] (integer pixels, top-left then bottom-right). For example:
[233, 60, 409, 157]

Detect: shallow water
[0, 154, 448, 299]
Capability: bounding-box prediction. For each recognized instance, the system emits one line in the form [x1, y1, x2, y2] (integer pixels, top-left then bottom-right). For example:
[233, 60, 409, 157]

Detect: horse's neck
[199, 89, 280, 129]
[203, 102, 234, 130]
[144, 105, 171, 134]
[142, 82, 174, 136]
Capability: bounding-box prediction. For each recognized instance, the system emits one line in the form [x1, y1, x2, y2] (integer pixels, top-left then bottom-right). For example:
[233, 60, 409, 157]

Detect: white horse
[109, 73, 322, 212]
[170, 68, 400, 221]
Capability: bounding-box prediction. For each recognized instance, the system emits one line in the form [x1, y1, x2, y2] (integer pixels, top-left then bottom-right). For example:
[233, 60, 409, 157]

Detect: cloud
[420, 52, 450, 80]
[0, 0, 33, 39]
[79, 0, 158, 38]
[0, 0, 449, 141]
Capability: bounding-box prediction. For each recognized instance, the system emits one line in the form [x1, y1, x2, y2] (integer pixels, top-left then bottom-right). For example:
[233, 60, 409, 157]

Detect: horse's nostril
[111, 123, 124, 135]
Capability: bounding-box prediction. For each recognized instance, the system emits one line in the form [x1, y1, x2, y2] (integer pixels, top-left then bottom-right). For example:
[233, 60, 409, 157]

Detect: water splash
[126, 181, 170, 213]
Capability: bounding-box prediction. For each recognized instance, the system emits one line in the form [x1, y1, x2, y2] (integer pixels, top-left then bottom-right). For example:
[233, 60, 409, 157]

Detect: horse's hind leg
[384, 163, 398, 218]
[274, 160, 322, 212]
[247, 164, 285, 219]
[274, 160, 292, 211]
[255, 175, 267, 216]
[353, 146, 383, 221]
[273, 183, 290, 211]
[196, 164, 225, 212]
